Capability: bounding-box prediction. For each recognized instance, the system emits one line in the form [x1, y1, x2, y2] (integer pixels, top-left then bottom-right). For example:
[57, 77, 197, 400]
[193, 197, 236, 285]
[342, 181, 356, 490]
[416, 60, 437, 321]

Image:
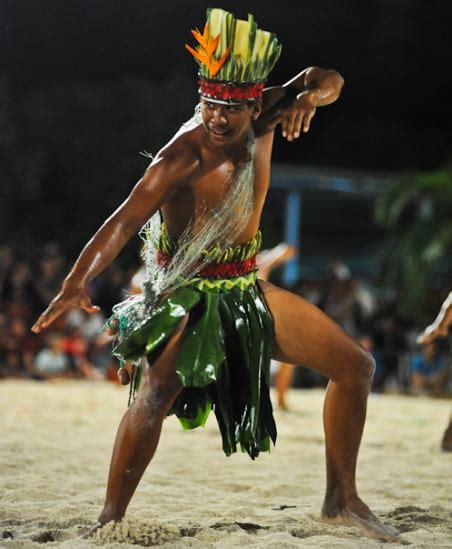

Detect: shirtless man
[417, 291, 452, 345]
[32, 8, 399, 542]
[417, 291, 452, 451]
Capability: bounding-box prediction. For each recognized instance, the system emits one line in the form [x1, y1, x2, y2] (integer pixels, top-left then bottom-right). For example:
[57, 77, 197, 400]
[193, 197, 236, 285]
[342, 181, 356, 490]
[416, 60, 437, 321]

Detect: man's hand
[105, 318, 119, 336]
[280, 92, 316, 141]
[258, 67, 343, 140]
[416, 291, 452, 345]
[31, 284, 100, 333]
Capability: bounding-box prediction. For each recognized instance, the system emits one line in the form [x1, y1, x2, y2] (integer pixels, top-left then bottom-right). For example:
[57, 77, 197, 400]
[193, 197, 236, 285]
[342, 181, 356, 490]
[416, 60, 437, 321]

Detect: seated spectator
[33, 333, 70, 379]
[372, 310, 407, 392]
[320, 260, 375, 337]
[89, 332, 118, 379]
[64, 308, 105, 341]
[92, 263, 127, 317]
[1, 316, 36, 377]
[410, 341, 448, 396]
[0, 244, 14, 294]
[33, 243, 65, 313]
[2, 260, 37, 320]
[61, 325, 104, 380]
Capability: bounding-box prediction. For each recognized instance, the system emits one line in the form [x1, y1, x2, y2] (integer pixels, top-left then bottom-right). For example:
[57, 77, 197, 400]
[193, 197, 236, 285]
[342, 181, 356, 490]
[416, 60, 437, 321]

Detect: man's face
[200, 97, 261, 147]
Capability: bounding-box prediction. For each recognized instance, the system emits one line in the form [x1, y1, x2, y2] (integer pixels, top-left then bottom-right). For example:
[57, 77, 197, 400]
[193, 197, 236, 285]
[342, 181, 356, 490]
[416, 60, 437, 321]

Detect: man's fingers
[303, 108, 316, 133]
[291, 112, 304, 139]
[31, 290, 99, 334]
[79, 294, 100, 315]
[281, 109, 312, 141]
[31, 320, 43, 333]
[281, 114, 289, 138]
[285, 110, 299, 141]
[105, 318, 119, 336]
[83, 304, 100, 314]
[416, 333, 429, 345]
[417, 324, 448, 345]
[31, 307, 59, 333]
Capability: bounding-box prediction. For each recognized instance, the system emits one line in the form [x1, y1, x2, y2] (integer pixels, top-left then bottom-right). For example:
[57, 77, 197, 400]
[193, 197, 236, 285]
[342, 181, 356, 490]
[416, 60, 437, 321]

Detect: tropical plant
[375, 166, 452, 318]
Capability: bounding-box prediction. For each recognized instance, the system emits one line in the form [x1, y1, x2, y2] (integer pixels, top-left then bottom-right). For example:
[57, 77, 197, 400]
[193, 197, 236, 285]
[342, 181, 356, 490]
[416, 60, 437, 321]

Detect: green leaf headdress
[185, 8, 282, 102]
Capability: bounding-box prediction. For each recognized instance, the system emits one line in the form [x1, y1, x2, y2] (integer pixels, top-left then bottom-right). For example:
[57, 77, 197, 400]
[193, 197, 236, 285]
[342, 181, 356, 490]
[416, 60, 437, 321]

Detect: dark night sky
[0, 0, 451, 278]
[3, 0, 452, 170]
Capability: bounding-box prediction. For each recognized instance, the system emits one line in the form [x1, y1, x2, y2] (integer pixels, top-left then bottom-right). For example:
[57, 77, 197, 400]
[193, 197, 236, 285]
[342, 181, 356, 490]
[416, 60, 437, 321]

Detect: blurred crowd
[0, 243, 450, 396]
[0, 242, 130, 382]
[289, 260, 451, 396]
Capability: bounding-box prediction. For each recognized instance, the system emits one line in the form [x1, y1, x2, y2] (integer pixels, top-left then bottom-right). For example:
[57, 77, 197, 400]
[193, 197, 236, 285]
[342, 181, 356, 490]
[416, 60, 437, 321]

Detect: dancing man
[417, 291, 452, 451]
[32, 8, 399, 541]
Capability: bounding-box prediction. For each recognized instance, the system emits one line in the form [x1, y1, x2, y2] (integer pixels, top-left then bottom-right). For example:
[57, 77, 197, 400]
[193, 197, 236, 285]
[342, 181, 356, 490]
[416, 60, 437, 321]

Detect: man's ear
[251, 98, 263, 120]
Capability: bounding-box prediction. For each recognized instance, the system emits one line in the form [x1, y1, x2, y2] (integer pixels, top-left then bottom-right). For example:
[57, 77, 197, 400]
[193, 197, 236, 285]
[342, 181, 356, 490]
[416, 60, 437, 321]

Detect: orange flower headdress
[185, 8, 282, 102]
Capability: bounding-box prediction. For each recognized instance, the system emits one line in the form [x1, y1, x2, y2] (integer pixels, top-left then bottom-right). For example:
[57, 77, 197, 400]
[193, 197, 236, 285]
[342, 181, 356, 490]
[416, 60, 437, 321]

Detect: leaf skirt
[113, 280, 276, 460]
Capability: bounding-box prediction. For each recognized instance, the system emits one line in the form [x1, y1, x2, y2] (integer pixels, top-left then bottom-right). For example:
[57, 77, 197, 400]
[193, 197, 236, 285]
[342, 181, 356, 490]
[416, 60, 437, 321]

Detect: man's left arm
[255, 67, 344, 140]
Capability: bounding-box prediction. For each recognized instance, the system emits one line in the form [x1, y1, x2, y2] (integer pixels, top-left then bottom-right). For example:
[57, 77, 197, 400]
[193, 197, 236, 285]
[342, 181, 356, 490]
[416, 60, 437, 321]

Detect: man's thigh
[142, 314, 189, 391]
[259, 280, 369, 382]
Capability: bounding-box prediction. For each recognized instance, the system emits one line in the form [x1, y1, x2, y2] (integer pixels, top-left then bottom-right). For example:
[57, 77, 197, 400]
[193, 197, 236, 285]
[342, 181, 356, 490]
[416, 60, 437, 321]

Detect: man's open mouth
[210, 126, 229, 136]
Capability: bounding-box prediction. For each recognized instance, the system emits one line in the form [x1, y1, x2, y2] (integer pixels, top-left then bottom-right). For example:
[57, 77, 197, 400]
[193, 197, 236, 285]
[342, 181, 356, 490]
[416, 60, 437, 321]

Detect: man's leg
[260, 281, 399, 541]
[275, 362, 295, 410]
[96, 318, 187, 526]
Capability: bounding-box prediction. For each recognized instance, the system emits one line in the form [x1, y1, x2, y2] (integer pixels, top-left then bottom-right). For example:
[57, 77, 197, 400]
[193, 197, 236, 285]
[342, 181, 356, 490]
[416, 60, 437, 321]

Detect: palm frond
[375, 168, 452, 226]
[375, 167, 452, 318]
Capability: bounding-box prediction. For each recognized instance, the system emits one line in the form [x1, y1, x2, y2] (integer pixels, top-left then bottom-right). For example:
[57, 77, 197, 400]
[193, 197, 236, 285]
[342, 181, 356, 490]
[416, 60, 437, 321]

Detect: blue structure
[270, 164, 388, 286]
[284, 191, 301, 285]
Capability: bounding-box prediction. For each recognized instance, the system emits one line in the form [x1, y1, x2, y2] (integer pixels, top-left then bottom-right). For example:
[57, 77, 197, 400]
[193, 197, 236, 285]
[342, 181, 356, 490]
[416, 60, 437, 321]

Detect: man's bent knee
[336, 348, 375, 387]
[352, 349, 375, 386]
[137, 372, 182, 415]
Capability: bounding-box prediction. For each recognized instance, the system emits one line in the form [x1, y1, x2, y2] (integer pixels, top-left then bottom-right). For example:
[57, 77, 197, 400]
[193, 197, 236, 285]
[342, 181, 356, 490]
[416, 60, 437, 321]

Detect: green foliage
[204, 8, 281, 82]
[375, 167, 452, 318]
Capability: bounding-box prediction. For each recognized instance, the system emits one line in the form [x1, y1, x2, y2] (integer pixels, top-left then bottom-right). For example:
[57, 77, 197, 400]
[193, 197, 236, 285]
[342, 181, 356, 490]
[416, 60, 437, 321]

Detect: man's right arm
[32, 146, 198, 333]
[255, 66, 344, 140]
[416, 291, 452, 344]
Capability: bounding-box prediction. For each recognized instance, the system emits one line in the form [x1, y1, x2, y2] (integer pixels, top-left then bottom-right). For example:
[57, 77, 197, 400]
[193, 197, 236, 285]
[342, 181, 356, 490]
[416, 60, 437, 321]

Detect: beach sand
[1, 379, 451, 548]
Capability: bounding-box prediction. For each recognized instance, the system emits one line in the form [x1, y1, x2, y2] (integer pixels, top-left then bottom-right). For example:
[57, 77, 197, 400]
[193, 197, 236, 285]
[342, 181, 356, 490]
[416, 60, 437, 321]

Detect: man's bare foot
[79, 521, 104, 539]
[321, 496, 400, 542]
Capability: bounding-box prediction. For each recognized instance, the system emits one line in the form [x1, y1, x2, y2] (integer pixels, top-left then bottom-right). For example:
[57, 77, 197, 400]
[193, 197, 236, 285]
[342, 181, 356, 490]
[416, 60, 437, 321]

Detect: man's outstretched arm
[417, 291, 452, 344]
[255, 66, 344, 140]
[32, 148, 198, 333]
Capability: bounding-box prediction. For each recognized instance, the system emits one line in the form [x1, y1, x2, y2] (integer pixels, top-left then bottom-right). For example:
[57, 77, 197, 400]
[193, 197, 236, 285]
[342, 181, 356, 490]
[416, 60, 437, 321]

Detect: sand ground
[0, 379, 451, 548]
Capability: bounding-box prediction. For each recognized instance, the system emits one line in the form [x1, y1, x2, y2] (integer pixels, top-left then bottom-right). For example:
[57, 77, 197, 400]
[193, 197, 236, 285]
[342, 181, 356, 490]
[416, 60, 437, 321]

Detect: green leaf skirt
[113, 274, 276, 460]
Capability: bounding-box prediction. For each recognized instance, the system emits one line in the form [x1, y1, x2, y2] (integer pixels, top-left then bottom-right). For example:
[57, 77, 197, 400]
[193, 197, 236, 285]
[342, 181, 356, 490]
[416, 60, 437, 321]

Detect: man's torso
[160, 123, 276, 245]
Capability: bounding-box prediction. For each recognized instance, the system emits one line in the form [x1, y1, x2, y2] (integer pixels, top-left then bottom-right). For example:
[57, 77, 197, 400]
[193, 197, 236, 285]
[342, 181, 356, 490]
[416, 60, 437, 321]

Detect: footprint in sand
[93, 518, 180, 546]
[384, 506, 445, 533]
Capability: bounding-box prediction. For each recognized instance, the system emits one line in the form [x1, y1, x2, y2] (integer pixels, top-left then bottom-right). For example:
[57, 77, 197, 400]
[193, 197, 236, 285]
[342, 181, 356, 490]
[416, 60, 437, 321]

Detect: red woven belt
[156, 251, 257, 279]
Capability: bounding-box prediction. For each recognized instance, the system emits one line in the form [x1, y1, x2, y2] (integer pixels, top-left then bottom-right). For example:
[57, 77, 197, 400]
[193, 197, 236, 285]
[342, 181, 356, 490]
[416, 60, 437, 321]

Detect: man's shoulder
[156, 126, 202, 175]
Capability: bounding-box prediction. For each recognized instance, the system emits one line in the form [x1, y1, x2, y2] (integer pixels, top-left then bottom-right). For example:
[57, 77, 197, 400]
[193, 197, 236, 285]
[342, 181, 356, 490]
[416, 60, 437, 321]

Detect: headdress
[185, 8, 282, 103]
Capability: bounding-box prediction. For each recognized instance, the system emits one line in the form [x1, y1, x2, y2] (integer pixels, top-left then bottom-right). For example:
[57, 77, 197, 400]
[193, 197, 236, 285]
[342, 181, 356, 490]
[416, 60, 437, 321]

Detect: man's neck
[204, 136, 251, 168]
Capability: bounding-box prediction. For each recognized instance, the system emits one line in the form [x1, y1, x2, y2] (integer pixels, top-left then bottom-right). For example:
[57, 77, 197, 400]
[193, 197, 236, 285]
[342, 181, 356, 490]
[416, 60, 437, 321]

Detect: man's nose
[212, 106, 227, 123]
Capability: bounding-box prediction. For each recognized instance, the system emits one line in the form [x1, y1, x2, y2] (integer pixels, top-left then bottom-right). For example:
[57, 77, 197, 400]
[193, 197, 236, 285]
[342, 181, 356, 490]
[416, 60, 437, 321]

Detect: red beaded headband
[199, 78, 265, 102]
